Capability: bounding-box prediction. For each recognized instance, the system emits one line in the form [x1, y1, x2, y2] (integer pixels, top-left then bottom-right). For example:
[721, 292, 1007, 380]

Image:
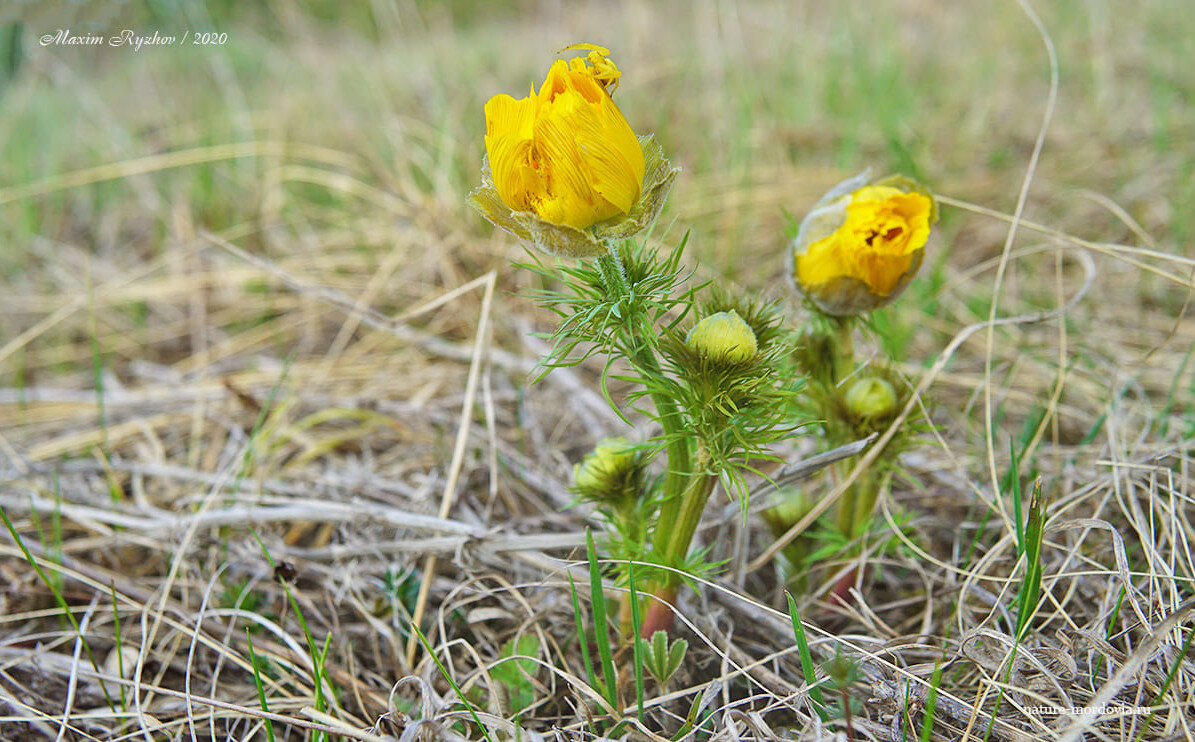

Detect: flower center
[865, 225, 904, 247]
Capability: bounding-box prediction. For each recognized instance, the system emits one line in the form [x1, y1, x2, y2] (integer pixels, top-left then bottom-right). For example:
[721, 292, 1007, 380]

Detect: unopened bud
[686, 310, 758, 365]
[843, 376, 897, 421]
[573, 437, 640, 505]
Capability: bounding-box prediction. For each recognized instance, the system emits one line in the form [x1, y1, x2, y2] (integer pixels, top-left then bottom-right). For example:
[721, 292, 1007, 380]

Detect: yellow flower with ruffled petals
[484, 46, 644, 231]
[470, 46, 678, 259]
[790, 173, 937, 316]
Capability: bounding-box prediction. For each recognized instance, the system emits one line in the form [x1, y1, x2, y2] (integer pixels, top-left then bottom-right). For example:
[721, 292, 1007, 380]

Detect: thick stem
[595, 246, 705, 636]
[834, 466, 886, 540]
[851, 468, 889, 536]
[640, 586, 678, 638]
[834, 463, 857, 538]
[819, 312, 861, 538]
[643, 447, 716, 636]
[658, 445, 717, 584]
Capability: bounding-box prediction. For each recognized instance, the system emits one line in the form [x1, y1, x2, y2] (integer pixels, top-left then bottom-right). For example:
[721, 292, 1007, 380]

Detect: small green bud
[573, 437, 640, 505]
[686, 310, 758, 365]
[843, 376, 897, 421]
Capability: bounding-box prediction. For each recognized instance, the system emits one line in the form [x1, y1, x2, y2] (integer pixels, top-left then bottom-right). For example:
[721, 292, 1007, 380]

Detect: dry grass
[2, 1, 1194, 740]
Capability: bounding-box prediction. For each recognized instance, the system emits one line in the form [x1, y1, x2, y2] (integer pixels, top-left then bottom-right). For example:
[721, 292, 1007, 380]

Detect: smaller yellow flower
[469, 45, 679, 258]
[686, 310, 759, 365]
[790, 172, 937, 316]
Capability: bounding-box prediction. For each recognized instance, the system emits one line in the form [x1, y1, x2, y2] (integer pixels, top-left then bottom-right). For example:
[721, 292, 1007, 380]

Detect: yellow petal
[580, 95, 644, 212]
[797, 233, 849, 289]
[484, 92, 540, 211]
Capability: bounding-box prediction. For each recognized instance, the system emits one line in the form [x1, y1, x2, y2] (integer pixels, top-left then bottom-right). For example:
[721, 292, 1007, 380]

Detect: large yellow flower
[485, 48, 644, 230]
[790, 173, 937, 316]
[469, 46, 678, 258]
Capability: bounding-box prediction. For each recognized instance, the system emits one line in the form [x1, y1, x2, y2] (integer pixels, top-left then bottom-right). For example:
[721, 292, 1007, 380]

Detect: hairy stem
[596, 248, 692, 507]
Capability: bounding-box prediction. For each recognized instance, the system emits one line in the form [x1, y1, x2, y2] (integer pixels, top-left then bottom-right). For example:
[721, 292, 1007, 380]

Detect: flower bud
[843, 376, 898, 422]
[573, 437, 641, 505]
[685, 310, 758, 365]
[790, 172, 937, 315]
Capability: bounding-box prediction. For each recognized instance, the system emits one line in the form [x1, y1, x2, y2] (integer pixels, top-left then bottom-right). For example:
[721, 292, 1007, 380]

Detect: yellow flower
[686, 310, 759, 365]
[790, 172, 937, 315]
[469, 46, 679, 258]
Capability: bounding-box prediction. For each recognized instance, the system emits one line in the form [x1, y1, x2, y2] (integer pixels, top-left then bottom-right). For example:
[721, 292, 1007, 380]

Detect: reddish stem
[829, 566, 858, 608]
[639, 587, 678, 638]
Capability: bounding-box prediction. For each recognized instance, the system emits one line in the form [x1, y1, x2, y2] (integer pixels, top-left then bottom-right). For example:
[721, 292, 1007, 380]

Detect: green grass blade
[1091, 586, 1126, 685]
[628, 560, 645, 720]
[785, 591, 828, 721]
[587, 530, 619, 709]
[1009, 438, 1024, 555]
[246, 629, 277, 742]
[669, 693, 704, 741]
[27, 487, 62, 595]
[1014, 478, 1045, 640]
[108, 582, 127, 712]
[567, 572, 601, 694]
[669, 681, 719, 742]
[0, 508, 114, 708]
[919, 659, 945, 742]
[410, 622, 496, 742]
[1133, 624, 1195, 742]
[253, 533, 335, 733]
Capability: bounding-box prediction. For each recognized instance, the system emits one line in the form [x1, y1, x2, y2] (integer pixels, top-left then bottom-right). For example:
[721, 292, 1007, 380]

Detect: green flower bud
[685, 310, 758, 365]
[573, 437, 641, 505]
[843, 376, 898, 421]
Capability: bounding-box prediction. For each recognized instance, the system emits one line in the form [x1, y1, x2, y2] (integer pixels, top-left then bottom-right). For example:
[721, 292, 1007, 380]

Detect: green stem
[835, 465, 875, 539]
[596, 245, 709, 632]
[826, 314, 855, 386]
[853, 468, 890, 535]
[596, 248, 692, 507]
[659, 445, 718, 585]
[833, 445, 894, 544]
[638, 449, 716, 635]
